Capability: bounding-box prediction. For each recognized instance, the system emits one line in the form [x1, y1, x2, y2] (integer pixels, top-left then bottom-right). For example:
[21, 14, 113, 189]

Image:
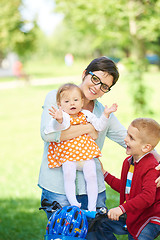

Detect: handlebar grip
[119, 212, 127, 221]
[82, 210, 97, 218]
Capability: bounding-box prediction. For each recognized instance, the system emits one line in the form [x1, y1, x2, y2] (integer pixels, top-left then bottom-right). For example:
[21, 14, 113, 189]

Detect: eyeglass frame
[89, 71, 111, 93]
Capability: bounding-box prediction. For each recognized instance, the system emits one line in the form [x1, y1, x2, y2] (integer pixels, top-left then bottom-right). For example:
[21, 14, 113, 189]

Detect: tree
[0, 0, 39, 61]
[54, 0, 160, 113]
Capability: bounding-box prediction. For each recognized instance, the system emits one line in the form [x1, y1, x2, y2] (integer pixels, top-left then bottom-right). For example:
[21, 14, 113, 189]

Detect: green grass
[25, 58, 88, 79]
[0, 68, 160, 239]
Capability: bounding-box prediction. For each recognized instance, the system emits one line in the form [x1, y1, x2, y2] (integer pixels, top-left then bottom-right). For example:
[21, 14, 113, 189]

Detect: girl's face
[58, 88, 84, 117]
[80, 71, 113, 100]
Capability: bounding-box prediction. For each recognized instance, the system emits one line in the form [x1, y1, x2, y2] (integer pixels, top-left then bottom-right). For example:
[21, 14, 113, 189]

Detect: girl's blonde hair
[131, 118, 160, 149]
[56, 83, 84, 105]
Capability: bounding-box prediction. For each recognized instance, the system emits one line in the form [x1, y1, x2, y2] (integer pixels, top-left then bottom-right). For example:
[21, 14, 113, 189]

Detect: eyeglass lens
[91, 75, 110, 92]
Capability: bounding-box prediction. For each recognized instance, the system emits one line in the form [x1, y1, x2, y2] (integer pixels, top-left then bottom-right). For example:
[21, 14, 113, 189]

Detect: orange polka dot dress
[48, 112, 102, 168]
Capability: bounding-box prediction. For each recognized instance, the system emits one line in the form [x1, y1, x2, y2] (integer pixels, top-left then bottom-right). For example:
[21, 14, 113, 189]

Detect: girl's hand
[104, 103, 118, 118]
[49, 106, 63, 123]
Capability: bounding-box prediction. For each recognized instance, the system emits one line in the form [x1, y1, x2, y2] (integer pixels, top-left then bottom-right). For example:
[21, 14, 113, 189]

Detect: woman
[38, 56, 126, 218]
[38, 56, 159, 219]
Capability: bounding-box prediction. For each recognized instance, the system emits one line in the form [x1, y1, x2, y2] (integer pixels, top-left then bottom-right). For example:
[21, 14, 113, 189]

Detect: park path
[0, 75, 81, 90]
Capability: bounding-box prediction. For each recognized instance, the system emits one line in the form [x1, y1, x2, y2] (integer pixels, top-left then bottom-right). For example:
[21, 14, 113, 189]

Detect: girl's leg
[83, 159, 98, 211]
[62, 161, 81, 207]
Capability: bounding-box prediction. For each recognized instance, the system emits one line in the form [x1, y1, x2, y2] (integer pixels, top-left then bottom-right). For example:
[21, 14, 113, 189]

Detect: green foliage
[0, 0, 39, 59]
[54, 0, 160, 58]
[51, 0, 160, 114]
[121, 57, 151, 114]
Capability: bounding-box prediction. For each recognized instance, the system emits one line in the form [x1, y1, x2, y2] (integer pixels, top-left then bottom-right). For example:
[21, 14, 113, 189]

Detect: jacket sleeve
[82, 109, 109, 131]
[44, 111, 71, 134]
[40, 90, 61, 143]
[104, 172, 121, 193]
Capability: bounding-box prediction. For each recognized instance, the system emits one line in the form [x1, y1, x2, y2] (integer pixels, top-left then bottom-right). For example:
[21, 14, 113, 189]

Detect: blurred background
[0, 0, 160, 239]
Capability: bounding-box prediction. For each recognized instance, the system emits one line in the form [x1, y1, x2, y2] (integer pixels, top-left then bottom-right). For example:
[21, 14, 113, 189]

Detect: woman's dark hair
[85, 56, 119, 87]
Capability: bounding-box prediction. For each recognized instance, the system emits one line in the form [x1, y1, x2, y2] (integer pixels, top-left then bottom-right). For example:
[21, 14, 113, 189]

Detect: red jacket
[104, 153, 160, 239]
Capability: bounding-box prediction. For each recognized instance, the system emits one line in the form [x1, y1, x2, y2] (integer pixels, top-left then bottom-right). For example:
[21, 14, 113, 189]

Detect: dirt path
[0, 75, 81, 90]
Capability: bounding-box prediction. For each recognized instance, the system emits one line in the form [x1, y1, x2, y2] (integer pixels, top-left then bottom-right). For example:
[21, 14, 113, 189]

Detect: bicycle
[39, 199, 127, 240]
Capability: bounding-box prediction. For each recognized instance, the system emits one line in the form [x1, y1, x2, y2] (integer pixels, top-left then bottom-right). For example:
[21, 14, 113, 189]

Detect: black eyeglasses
[89, 71, 111, 93]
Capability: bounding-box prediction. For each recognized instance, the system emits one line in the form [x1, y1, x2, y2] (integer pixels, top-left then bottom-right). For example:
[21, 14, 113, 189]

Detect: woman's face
[80, 71, 113, 100]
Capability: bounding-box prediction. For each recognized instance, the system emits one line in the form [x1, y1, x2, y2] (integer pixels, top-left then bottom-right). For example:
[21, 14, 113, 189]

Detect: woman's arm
[153, 150, 160, 187]
[106, 113, 127, 148]
[60, 123, 98, 141]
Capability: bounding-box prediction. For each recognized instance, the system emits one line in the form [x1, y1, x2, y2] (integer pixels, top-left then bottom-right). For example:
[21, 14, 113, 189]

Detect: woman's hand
[87, 123, 98, 140]
[155, 164, 160, 188]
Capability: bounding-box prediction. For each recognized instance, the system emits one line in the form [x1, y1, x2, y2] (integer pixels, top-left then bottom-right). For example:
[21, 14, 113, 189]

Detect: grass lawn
[0, 67, 160, 239]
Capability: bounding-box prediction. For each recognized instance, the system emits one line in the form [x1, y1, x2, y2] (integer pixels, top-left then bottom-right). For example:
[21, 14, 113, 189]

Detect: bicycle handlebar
[39, 199, 127, 221]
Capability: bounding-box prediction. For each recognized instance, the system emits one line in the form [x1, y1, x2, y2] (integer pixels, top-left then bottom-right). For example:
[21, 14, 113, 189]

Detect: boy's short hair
[131, 118, 160, 149]
[56, 83, 84, 105]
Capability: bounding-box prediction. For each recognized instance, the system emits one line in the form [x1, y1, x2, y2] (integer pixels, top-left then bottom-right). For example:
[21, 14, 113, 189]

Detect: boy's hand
[98, 159, 106, 175]
[104, 103, 118, 118]
[49, 106, 63, 124]
[108, 207, 123, 221]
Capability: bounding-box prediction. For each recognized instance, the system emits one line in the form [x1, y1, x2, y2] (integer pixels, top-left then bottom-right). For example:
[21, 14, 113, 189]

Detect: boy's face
[59, 88, 84, 117]
[124, 124, 146, 161]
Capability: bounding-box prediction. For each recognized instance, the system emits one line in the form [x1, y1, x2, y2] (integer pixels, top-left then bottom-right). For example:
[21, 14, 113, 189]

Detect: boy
[94, 118, 160, 240]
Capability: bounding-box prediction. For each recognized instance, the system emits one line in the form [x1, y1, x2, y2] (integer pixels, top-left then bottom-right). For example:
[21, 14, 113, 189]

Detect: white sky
[21, 0, 63, 35]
